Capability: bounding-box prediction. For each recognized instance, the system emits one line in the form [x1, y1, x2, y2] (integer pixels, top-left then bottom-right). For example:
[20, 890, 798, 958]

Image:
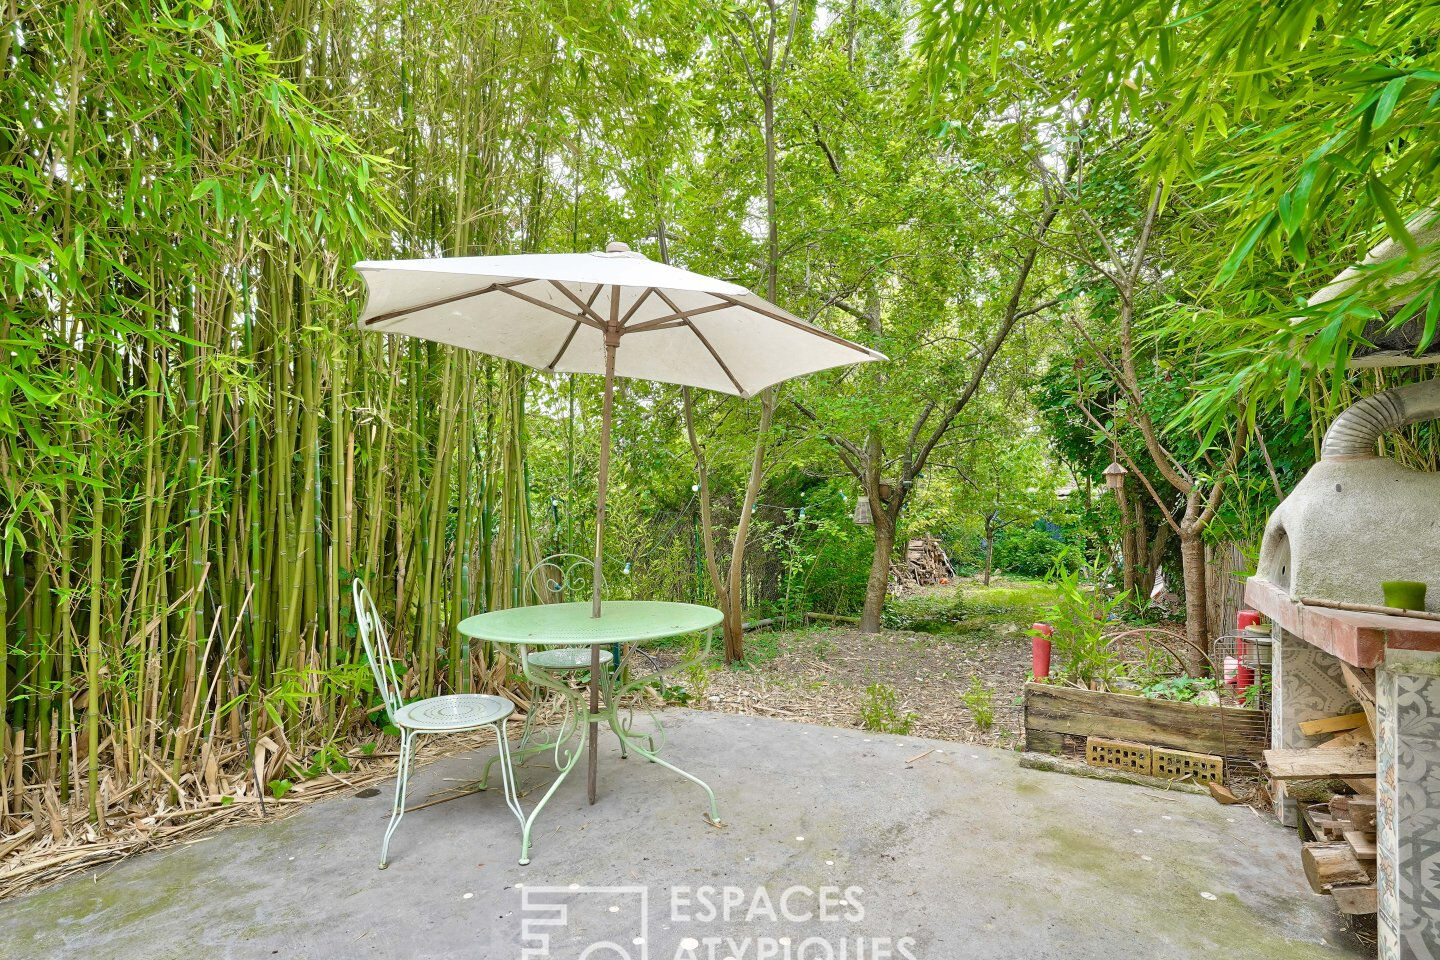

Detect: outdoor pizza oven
[1255, 377, 1440, 612]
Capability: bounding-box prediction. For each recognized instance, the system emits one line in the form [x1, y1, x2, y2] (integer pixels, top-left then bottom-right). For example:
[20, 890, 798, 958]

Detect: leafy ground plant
[1142, 675, 1219, 703]
[961, 676, 995, 730]
[858, 682, 918, 735]
[1039, 566, 1127, 688]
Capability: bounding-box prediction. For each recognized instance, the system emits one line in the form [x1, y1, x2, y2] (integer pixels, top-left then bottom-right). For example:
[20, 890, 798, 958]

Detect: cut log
[1322, 727, 1374, 750]
[1299, 712, 1368, 737]
[1302, 842, 1371, 894]
[891, 534, 954, 588]
[1330, 884, 1378, 915]
[804, 612, 860, 624]
[1339, 663, 1378, 735]
[1344, 777, 1377, 795]
[1344, 829, 1377, 861]
[1347, 796, 1377, 832]
[1264, 744, 1376, 780]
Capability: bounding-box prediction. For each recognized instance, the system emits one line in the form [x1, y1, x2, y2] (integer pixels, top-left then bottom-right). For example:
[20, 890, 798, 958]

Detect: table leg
[517, 711, 587, 866]
[607, 628, 722, 825]
[587, 643, 600, 804]
[509, 642, 590, 865]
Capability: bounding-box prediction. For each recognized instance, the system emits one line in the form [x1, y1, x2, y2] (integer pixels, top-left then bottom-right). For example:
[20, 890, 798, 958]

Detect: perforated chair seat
[392, 694, 515, 732]
[527, 647, 615, 671]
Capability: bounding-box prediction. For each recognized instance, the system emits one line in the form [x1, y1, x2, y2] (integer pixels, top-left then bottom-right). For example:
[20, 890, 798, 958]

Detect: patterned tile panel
[1272, 630, 1359, 826]
[1378, 653, 1440, 960]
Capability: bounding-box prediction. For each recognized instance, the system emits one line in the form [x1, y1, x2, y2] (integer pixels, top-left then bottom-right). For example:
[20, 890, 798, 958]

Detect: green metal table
[458, 600, 722, 864]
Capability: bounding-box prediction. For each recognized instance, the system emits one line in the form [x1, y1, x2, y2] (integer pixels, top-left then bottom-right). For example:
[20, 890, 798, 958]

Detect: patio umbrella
[356, 242, 883, 805]
[355, 241, 884, 617]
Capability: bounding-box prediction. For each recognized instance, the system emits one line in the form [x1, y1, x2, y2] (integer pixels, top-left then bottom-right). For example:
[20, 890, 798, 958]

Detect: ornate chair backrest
[352, 579, 404, 720]
[524, 554, 605, 606]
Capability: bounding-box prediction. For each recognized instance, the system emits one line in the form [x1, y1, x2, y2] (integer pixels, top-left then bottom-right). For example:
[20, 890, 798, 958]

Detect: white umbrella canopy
[356, 243, 883, 399]
[356, 241, 882, 614]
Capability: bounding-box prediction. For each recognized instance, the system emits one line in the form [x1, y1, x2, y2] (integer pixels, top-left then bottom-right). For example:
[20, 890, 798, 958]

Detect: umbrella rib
[496, 285, 606, 330]
[618, 288, 656, 328]
[623, 301, 733, 333]
[707, 292, 880, 356]
[626, 319, 688, 332]
[362, 278, 534, 325]
[549, 279, 610, 327]
[682, 317, 746, 396]
[546, 322, 583, 371]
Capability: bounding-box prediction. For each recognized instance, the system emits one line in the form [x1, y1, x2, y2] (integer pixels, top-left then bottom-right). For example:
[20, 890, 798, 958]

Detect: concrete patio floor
[1, 710, 1365, 960]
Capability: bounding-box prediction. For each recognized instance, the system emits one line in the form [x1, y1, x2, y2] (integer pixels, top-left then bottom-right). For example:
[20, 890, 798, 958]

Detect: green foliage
[858, 682, 917, 735]
[11, 0, 1420, 833]
[961, 677, 995, 730]
[919, 0, 1440, 426]
[1037, 567, 1126, 688]
[991, 525, 1077, 580]
[882, 592, 969, 633]
[1142, 675, 1220, 704]
[1242, 675, 1273, 710]
[303, 745, 353, 778]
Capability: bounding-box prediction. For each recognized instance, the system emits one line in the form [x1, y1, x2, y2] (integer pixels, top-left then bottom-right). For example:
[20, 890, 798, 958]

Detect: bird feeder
[1103, 461, 1128, 492]
[853, 495, 873, 525]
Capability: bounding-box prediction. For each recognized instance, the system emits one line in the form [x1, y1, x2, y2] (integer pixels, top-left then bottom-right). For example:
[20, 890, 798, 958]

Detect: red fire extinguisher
[1030, 623, 1054, 680]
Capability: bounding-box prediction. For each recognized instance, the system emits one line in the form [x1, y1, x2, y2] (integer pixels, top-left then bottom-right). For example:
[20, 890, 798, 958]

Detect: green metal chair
[479, 554, 628, 792]
[516, 554, 617, 743]
[524, 554, 670, 748]
[352, 579, 523, 868]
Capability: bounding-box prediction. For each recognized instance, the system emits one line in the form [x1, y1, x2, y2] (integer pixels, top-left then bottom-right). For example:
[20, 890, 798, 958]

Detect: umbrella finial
[605, 240, 631, 253]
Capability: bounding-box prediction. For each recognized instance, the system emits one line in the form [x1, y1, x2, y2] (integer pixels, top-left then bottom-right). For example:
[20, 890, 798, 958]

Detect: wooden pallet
[1023, 683, 1267, 760]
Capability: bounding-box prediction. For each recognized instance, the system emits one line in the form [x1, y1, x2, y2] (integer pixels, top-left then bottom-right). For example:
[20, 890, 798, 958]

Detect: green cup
[1382, 580, 1427, 612]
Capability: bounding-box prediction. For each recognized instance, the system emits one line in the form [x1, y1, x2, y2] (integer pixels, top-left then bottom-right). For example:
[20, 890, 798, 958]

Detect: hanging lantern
[853, 495, 873, 525]
[1103, 461, 1128, 492]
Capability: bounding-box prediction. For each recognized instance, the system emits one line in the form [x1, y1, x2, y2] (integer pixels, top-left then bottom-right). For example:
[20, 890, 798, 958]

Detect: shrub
[882, 591, 968, 632]
[1038, 566, 1126, 688]
[992, 524, 1079, 579]
[961, 676, 995, 730]
[858, 682, 917, 734]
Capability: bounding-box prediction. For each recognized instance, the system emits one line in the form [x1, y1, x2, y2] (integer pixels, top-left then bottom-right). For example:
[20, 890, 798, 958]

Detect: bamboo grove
[8, 0, 1437, 842]
[0, 0, 606, 824]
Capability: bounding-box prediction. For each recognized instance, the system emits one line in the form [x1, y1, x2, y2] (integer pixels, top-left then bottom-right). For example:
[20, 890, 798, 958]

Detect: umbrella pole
[588, 323, 619, 804]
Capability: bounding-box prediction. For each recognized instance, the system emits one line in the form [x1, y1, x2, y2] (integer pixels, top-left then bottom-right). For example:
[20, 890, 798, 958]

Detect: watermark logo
[517, 884, 917, 960]
[519, 885, 650, 960]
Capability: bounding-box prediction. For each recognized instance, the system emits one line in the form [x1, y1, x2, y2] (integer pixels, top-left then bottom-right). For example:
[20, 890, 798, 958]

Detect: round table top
[458, 600, 723, 646]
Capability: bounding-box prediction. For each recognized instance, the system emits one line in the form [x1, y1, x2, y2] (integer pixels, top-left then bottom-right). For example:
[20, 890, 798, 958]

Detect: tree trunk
[1205, 540, 1247, 643]
[982, 516, 995, 586]
[719, 388, 776, 662]
[1114, 484, 1137, 596]
[720, 597, 745, 663]
[1140, 514, 1170, 601]
[860, 509, 896, 633]
[682, 387, 774, 665]
[1179, 528, 1209, 676]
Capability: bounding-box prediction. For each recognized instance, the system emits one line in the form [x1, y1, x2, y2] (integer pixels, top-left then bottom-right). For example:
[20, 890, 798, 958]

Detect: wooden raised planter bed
[1023, 682, 1267, 761]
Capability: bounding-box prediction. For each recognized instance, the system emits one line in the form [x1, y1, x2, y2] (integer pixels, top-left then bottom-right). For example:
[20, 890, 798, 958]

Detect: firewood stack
[1262, 663, 1379, 919]
[889, 535, 953, 589]
[1299, 795, 1378, 915]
